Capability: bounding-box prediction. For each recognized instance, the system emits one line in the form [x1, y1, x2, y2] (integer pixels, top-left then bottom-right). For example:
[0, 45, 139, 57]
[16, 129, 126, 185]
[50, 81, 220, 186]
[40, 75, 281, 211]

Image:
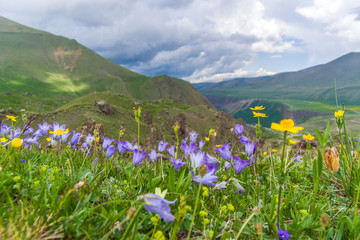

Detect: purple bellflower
[190, 151, 205, 169]
[143, 194, 177, 222]
[198, 140, 206, 149]
[235, 124, 244, 136]
[189, 131, 199, 142]
[158, 141, 168, 153]
[181, 142, 200, 158]
[192, 168, 218, 186]
[37, 122, 52, 136]
[214, 181, 229, 190]
[167, 145, 176, 157]
[1, 124, 12, 137]
[68, 131, 82, 148]
[215, 143, 232, 161]
[149, 149, 158, 163]
[170, 158, 187, 171]
[244, 141, 257, 156]
[102, 137, 114, 150]
[106, 145, 116, 158]
[278, 228, 291, 240]
[233, 156, 253, 174]
[82, 134, 94, 148]
[133, 149, 147, 166]
[239, 135, 250, 144]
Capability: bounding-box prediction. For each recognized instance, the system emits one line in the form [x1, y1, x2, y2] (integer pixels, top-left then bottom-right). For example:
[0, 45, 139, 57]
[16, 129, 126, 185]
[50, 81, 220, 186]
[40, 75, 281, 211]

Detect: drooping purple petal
[143, 194, 177, 222]
[192, 171, 218, 186]
[244, 141, 257, 156]
[167, 145, 176, 157]
[133, 149, 147, 166]
[189, 131, 199, 143]
[158, 141, 168, 153]
[215, 143, 232, 161]
[235, 124, 244, 136]
[149, 149, 158, 163]
[233, 156, 252, 174]
[214, 181, 229, 190]
[190, 151, 205, 169]
[205, 153, 218, 165]
[198, 140, 206, 149]
[102, 137, 114, 150]
[170, 158, 187, 171]
[106, 145, 116, 158]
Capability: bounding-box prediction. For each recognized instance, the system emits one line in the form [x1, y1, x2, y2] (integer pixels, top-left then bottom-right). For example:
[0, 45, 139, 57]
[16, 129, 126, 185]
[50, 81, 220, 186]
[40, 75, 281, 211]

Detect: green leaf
[317, 149, 323, 178]
[168, 166, 175, 193]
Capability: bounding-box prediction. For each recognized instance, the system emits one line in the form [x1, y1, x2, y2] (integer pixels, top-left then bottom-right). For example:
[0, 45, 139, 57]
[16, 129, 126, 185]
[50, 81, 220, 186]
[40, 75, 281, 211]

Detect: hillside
[0, 16, 211, 107]
[197, 52, 360, 105]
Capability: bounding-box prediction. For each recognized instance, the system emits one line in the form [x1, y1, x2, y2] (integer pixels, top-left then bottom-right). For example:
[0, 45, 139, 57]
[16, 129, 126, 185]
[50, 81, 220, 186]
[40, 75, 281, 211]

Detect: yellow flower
[324, 148, 340, 172]
[199, 210, 208, 218]
[0, 137, 7, 143]
[215, 144, 222, 147]
[49, 129, 69, 136]
[221, 205, 228, 212]
[250, 106, 265, 111]
[203, 218, 210, 225]
[209, 231, 214, 238]
[289, 139, 297, 145]
[205, 137, 210, 142]
[271, 119, 303, 134]
[203, 191, 209, 197]
[154, 230, 165, 240]
[11, 138, 23, 148]
[263, 151, 268, 155]
[334, 110, 344, 118]
[253, 112, 268, 118]
[13, 176, 21, 182]
[303, 134, 315, 141]
[6, 115, 18, 122]
[271, 149, 278, 153]
[228, 203, 235, 211]
[300, 209, 309, 216]
[123, 180, 128, 184]
[46, 137, 51, 142]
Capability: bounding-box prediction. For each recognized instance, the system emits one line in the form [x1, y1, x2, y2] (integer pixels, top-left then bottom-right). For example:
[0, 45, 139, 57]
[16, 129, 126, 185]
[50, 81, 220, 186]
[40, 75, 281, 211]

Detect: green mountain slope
[0, 16, 211, 107]
[197, 52, 360, 104]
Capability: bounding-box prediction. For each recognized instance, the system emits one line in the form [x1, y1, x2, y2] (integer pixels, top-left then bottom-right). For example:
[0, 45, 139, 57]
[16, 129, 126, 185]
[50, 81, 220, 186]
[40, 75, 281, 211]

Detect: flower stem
[277, 131, 287, 227]
[187, 179, 203, 240]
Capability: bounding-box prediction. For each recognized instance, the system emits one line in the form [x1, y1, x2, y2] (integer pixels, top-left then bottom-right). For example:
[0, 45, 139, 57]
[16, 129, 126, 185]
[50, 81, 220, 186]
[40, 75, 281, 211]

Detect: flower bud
[256, 223, 262, 235]
[324, 148, 340, 172]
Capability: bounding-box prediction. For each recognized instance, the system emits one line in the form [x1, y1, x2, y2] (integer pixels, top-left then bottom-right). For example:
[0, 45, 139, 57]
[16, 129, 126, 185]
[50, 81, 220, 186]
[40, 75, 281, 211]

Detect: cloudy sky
[2, 0, 360, 83]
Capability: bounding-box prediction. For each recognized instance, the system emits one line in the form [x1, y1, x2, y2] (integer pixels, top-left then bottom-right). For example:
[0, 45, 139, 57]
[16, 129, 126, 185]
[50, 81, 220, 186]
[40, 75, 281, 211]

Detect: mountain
[196, 52, 360, 105]
[0, 16, 211, 107]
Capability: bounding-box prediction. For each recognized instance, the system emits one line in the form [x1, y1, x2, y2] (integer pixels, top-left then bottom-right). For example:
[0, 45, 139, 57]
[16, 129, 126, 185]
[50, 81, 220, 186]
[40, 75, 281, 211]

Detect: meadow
[0, 106, 359, 239]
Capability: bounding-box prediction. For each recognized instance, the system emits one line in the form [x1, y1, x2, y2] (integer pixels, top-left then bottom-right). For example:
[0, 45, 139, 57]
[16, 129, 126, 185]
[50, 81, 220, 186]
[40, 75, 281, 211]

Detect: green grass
[1, 108, 360, 239]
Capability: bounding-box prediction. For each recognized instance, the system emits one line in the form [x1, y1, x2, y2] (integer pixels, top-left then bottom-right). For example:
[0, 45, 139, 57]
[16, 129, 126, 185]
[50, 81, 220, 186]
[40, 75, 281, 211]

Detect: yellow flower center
[11, 138, 23, 148]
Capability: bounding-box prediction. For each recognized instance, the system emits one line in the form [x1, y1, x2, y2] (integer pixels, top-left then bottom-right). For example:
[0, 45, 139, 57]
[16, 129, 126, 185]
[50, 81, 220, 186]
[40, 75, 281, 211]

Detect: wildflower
[167, 145, 176, 157]
[253, 112, 268, 118]
[232, 178, 246, 194]
[234, 124, 244, 136]
[182, 142, 200, 158]
[244, 141, 257, 156]
[294, 154, 303, 162]
[263, 151, 267, 155]
[228, 203, 235, 211]
[49, 128, 69, 136]
[214, 181, 229, 190]
[132, 149, 147, 166]
[190, 151, 205, 169]
[209, 231, 214, 238]
[192, 168, 218, 186]
[68, 131, 82, 148]
[334, 110, 344, 118]
[106, 145, 116, 158]
[300, 209, 309, 216]
[102, 137, 114, 150]
[37, 122, 52, 136]
[199, 210, 208, 218]
[250, 106, 265, 111]
[158, 141, 168, 153]
[271, 119, 303, 133]
[205, 153, 219, 165]
[82, 134, 95, 148]
[277, 228, 291, 240]
[203, 218, 210, 225]
[170, 158, 187, 171]
[143, 194, 177, 222]
[203, 191, 209, 197]
[189, 131, 199, 142]
[154, 230, 165, 240]
[198, 140, 206, 149]
[221, 205, 228, 213]
[74, 181, 85, 189]
[271, 149, 278, 153]
[209, 129, 216, 137]
[150, 214, 160, 224]
[6, 115, 17, 122]
[0, 137, 7, 143]
[215, 143, 232, 161]
[289, 139, 297, 145]
[239, 135, 250, 144]
[13, 176, 21, 182]
[205, 137, 210, 142]
[11, 138, 23, 148]
[149, 149, 158, 163]
[303, 134, 314, 141]
[21, 159, 26, 163]
[324, 148, 340, 172]
[23, 137, 39, 146]
[233, 156, 252, 174]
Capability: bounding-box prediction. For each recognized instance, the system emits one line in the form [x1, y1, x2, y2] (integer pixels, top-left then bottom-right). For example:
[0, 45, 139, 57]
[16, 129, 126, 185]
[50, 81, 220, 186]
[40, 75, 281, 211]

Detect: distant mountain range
[195, 52, 360, 105]
[0, 16, 211, 108]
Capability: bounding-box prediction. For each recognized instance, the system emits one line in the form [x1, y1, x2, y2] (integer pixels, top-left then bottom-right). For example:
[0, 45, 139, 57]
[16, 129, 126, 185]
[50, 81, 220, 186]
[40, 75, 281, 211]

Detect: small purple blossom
[102, 137, 114, 150]
[106, 145, 116, 158]
[149, 149, 158, 163]
[158, 141, 168, 153]
[23, 136, 39, 147]
[1, 124, 12, 137]
[192, 168, 218, 186]
[234, 124, 244, 136]
[181, 142, 199, 158]
[198, 140, 206, 149]
[244, 141, 257, 156]
[233, 156, 253, 174]
[278, 228, 291, 240]
[21, 159, 26, 163]
[69, 131, 82, 148]
[232, 179, 246, 194]
[167, 145, 176, 157]
[189, 131, 199, 142]
[170, 158, 187, 171]
[295, 154, 303, 162]
[37, 122, 52, 136]
[133, 149, 147, 166]
[22, 127, 34, 136]
[214, 181, 229, 190]
[239, 135, 250, 144]
[82, 134, 94, 148]
[205, 153, 218, 165]
[215, 143, 232, 161]
[190, 151, 205, 169]
[143, 194, 177, 222]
